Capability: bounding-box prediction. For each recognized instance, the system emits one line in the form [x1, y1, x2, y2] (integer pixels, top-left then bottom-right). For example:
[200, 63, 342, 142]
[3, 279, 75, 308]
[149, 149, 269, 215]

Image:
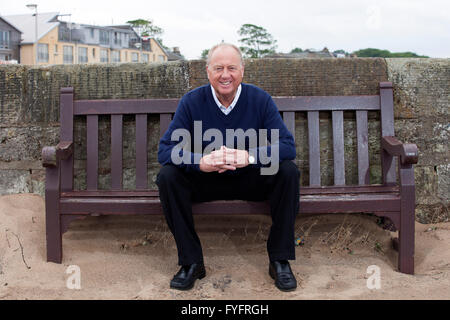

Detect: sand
[0, 193, 449, 300]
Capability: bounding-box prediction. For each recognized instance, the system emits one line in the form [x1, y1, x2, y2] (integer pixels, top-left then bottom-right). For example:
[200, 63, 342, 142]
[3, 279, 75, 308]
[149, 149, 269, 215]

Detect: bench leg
[398, 165, 415, 274]
[45, 166, 63, 264]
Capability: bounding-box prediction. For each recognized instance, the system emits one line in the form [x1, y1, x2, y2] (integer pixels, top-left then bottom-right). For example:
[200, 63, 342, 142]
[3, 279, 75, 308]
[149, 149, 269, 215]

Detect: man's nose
[221, 68, 231, 78]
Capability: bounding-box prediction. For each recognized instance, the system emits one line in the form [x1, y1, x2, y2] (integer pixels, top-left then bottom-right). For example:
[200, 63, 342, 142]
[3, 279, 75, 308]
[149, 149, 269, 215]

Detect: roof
[0, 16, 22, 34]
[167, 50, 185, 61]
[167, 52, 184, 61]
[101, 25, 139, 34]
[3, 12, 60, 44]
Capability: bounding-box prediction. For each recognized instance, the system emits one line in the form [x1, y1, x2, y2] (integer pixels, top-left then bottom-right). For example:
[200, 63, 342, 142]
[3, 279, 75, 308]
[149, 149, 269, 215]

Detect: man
[156, 43, 300, 291]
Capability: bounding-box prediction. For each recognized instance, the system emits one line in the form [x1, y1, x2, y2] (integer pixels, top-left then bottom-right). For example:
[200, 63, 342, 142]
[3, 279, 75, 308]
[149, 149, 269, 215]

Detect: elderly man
[156, 43, 300, 291]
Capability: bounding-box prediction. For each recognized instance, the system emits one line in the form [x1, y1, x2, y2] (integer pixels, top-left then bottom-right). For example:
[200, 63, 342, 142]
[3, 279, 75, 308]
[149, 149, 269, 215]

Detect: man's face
[206, 46, 244, 104]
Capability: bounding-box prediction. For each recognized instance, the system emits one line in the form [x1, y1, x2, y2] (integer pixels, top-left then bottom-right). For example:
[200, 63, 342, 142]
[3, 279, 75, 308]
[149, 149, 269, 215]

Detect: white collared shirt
[210, 84, 242, 115]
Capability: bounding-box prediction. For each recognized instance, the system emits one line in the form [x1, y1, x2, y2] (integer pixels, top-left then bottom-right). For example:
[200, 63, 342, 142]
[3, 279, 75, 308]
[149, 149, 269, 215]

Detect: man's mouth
[220, 81, 231, 86]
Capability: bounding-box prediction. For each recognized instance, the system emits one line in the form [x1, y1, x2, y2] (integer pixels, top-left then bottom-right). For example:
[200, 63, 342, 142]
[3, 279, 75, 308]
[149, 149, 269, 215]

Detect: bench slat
[274, 96, 380, 111]
[86, 115, 98, 190]
[282, 112, 295, 141]
[332, 111, 345, 185]
[111, 115, 123, 190]
[136, 114, 148, 189]
[307, 111, 321, 186]
[356, 110, 370, 185]
[60, 185, 399, 198]
[74, 99, 180, 115]
[159, 114, 173, 139]
[59, 193, 400, 215]
[73, 95, 380, 115]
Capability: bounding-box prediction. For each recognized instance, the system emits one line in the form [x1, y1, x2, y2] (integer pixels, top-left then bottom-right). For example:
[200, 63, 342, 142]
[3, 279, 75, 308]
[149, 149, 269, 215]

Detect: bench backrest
[59, 82, 396, 191]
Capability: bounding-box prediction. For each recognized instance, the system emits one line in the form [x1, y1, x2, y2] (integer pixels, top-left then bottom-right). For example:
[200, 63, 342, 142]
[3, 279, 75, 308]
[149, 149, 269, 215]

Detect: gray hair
[206, 43, 244, 67]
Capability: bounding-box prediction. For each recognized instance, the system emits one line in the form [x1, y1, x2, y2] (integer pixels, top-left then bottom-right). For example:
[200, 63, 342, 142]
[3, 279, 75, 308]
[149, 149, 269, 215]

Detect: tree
[127, 19, 168, 51]
[201, 49, 209, 60]
[290, 47, 303, 54]
[237, 24, 277, 58]
[352, 48, 429, 58]
[333, 49, 348, 55]
[126, 19, 164, 38]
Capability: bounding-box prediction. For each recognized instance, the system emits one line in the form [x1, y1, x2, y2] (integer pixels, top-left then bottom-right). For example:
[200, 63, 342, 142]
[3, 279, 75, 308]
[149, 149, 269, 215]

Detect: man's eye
[215, 67, 223, 72]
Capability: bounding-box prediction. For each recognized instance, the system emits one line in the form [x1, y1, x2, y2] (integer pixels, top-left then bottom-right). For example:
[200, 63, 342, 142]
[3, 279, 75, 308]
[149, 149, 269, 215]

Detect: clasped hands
[199, 146, 249, 173]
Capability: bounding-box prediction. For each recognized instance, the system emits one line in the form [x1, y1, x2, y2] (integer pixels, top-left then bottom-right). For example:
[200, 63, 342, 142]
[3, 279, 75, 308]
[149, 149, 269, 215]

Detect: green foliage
[333, 49, 349, 55]
[237, 24, 277, 58]
[353, 48, 429, 58]
[126, 18, 164, 38]
[290, 47, 303, 53]
[201, 49, 209, 60]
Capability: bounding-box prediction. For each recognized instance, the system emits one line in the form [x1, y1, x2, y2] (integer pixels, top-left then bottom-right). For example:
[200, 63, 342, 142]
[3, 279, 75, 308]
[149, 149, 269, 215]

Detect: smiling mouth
[220, 81, 231, 86]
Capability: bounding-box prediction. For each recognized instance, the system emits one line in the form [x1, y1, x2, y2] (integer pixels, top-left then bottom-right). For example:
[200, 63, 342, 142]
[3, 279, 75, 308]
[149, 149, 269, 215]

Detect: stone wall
[386, 59, 449, 223]
[0, 58, 448, 223]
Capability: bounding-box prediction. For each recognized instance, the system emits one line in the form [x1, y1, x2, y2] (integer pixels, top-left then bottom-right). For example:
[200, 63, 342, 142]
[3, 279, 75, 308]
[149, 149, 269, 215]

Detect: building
[0, 16, 22, 63]
[3, 12, 168, 65]
[266, 47, 336, 59]
[166, 47, 185, 61]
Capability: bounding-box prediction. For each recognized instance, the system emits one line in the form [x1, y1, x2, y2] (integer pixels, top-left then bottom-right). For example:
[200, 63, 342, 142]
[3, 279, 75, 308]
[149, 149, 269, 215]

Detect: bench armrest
[42, 141, 74, 167]
[381, 136, 418, 165]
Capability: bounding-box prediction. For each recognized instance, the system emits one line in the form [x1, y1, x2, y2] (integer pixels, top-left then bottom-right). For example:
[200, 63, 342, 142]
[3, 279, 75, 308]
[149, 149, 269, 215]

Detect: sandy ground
[0, 193, 449, 300]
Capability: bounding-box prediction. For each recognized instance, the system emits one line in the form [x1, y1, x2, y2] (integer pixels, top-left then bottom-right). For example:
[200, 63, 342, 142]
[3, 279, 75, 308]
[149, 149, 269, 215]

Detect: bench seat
[59, 185, 400, 215]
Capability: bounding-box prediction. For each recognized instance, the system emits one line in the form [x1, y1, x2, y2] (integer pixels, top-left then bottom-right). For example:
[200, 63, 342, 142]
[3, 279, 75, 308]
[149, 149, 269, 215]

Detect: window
[114, 32, 121, 45]
[100, 30, 109, 45]
[142, 54, 149, 63]
[92, 48, 96, 58]
[100, 49, 108, 62]
[111, 50, 120, 63]
[78, 47, 88, 63]
[158, 55, 165, 62]
[0, 53, 11, 61]
[131, 52, 139, 62]
[38, 44, 49, 63]
[90, 28, 95, 38]
[54, 44, 58, 53]
[0, 31, 10, 49]
[63, 46, 73, 64]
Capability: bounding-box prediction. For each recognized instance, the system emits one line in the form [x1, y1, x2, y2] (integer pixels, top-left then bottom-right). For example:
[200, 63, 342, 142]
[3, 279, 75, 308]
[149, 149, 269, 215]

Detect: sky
[1, 0, 449, 59]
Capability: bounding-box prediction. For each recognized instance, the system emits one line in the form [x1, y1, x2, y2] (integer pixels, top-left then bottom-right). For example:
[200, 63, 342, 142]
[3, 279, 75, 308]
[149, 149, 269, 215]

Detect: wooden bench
[42, 82, 418, 274]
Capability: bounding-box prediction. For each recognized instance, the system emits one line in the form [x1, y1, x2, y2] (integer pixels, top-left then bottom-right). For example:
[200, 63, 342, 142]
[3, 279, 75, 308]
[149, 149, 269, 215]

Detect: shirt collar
[210, 84, 242, 114]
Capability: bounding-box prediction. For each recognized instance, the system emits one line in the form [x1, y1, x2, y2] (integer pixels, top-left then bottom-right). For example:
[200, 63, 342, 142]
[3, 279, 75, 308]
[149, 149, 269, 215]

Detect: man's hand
[199, 146, 249, 173]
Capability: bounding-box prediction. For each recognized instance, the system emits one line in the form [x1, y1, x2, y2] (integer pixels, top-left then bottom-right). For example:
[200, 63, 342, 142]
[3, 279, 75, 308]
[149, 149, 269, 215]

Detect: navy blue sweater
[158, 83, 296, 173]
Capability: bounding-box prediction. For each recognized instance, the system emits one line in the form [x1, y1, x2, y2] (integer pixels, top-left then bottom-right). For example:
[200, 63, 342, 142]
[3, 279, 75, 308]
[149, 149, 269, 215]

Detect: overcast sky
[2, 0, 449, 59]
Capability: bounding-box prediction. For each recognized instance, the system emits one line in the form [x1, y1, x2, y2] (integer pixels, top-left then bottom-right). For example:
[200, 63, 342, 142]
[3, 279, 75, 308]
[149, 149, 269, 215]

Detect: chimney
[173, 47, 180, 54]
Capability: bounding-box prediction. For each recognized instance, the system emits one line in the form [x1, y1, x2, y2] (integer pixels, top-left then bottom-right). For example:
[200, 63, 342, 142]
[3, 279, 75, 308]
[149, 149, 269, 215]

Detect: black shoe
[269, 260, 297, 292]
[170, 263, 206, 290]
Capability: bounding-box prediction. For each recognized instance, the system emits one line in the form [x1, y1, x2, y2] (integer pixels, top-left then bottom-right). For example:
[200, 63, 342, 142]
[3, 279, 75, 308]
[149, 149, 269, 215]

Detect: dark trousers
[156, 160, 300, 266]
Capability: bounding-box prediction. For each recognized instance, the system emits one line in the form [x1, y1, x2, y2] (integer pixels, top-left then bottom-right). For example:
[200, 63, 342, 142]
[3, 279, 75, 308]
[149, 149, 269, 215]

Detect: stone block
[386, 58, 450, 119]
[0, 170, 30, 195]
